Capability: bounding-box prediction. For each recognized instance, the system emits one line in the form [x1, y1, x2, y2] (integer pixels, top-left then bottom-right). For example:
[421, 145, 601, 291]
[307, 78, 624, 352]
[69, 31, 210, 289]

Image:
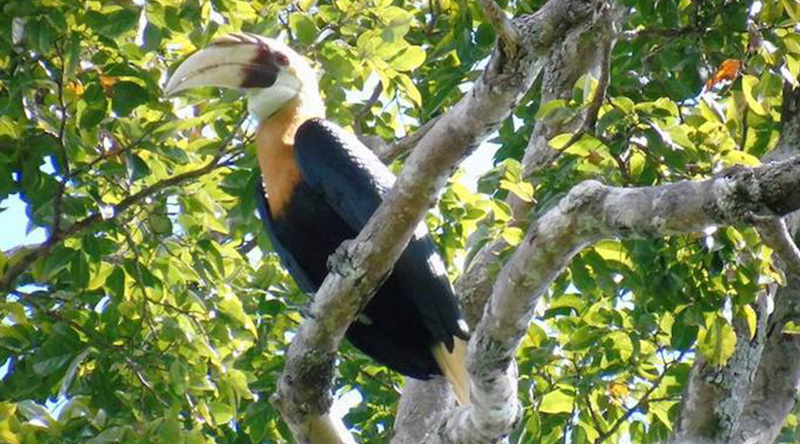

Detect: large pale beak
[164, 34, 284, 96]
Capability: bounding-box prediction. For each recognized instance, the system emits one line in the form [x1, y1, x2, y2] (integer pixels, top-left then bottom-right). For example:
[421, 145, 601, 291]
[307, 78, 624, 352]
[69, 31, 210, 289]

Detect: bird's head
[164, 34, 323, 121]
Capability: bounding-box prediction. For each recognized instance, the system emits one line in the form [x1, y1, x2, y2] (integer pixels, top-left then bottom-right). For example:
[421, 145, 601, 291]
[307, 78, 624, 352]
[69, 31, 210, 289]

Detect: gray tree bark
[673, 82, 800, 444]
[270, 1, 800, 442]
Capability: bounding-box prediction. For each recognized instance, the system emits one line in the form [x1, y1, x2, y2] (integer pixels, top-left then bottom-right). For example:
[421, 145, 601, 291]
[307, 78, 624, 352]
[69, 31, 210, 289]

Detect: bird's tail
[432, 338, 470, 405]
[306, 413, 356, 444]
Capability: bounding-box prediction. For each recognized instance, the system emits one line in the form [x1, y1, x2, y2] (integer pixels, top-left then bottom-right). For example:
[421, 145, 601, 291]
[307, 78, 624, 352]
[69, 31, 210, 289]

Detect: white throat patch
[245, 70, 303, 120]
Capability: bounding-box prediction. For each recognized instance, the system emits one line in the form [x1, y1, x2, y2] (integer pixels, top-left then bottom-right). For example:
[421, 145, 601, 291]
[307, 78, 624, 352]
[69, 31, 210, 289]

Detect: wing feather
[293, 118, 469, 347]
[254, 180, 316, 293]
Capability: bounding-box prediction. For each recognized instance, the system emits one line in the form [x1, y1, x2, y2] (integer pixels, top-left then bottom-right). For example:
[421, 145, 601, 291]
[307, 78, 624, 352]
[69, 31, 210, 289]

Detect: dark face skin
[206, 37, 291, 89]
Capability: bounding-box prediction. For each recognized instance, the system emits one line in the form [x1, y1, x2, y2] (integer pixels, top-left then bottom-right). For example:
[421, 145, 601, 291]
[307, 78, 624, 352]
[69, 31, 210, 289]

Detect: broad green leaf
[501, 227, 524, 246]
[390, 46, 426, 72]
[539, 390, 575, 414]
[697, 316, 737, 366]
[209, 402, 234, 425]
[742, 75, 768, 116]
[593, 240, 632, 268]
[289, 14, 319, 46]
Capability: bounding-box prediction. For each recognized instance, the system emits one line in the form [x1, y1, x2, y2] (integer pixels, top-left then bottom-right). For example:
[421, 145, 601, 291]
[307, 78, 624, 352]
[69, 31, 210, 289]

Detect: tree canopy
[1, 0, 800, 443]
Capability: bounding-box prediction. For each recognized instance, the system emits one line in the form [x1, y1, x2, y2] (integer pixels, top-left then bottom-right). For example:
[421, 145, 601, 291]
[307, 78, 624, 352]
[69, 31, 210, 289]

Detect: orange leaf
[608, 382, 629, 400]
[99, 75, 119, 91]
[704, 59, 741, 92]
[65, 80, 84, 96]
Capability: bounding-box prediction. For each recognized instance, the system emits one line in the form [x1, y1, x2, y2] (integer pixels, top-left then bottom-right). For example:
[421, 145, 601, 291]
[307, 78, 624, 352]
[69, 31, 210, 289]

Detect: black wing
[293, 118, 469, 349]
[254, 180, 316, 293]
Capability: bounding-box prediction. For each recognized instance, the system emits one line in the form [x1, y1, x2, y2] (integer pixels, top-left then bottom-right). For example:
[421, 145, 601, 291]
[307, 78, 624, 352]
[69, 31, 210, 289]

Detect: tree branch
[443, 156, 800, 443]
[0, 113, 246, 294]
[365, 114, 441, 163]
[597, 351, 686, 443]
[457, 0, 620, 326]
[673, 295, 770, 443]
[730, 276, 800, 444]
[724, 83, 800, 444]
[756, 218, 800, 278]
[400, 1, 623, 440]
[273, 0, 567, 437]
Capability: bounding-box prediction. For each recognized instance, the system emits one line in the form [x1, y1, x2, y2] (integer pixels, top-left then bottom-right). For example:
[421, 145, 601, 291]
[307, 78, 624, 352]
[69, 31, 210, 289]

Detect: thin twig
[373, 114, 441, 162]
[0, 112, 247, 294]
[353, 81, 383, 135]
[66, 113, 167, 181]
[52, 42, 70, 236]
[595, 351, 687, 443]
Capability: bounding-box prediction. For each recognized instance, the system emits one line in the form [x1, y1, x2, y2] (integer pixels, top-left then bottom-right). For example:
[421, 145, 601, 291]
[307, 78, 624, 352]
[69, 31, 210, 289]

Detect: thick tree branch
[723, 83, 800, 444]
[273, 0, 598, 439]
[458, 0, 620, 326]
[731, 275, 800, 444]
[391, 378, 455, 444]
[400, 1, 623, 440]
[442, 156, 800, 443]
[675, 83, 800, 444]
[673, 295, 770, 443]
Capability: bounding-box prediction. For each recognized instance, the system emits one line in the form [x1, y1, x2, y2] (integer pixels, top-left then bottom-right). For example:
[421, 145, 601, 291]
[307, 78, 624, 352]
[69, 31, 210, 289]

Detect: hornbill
[165, 34, 470, 404]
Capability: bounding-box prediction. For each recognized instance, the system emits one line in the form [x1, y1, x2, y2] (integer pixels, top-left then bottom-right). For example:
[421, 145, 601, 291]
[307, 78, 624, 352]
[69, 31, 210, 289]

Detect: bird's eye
[275, 52, 290, 67]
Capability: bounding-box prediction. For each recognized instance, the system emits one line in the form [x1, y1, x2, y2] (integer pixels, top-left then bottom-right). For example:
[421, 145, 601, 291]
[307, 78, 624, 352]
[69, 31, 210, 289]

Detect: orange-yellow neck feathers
[256, 96, 323, 217]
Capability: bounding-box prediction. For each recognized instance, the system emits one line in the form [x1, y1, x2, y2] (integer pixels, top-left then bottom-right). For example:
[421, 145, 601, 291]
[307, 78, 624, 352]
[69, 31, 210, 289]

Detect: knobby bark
[397, 0, 623, 437]
[274, 0, 800, 441]
[731, 275, 800, 444]
[413, 1, 624, 441]
[442, 157, 800, 444]
[391, 378, 456, 444]
[672, 83, 800, 444]
[272, 0, 548, 438]
[457, 0, 620, 328]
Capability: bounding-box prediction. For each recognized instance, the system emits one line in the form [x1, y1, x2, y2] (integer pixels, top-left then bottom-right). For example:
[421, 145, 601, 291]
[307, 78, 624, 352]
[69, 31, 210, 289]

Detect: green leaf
[32, 324, 81, 376]
[499, 179, 534, 202]
[671, 319, 699, 352]
[742, 75, 768, 116]
[697, 316, 737, 366]
[40, 247, 78, 280]
[226, 368, 254, 400]
[501, 227, 524, 246]
[539, 390, 574, 414]
[565, 326, 602, 350]
[610, 96, 635, 114]
[111, 82, 149, 117]
[390, 46, 426, 72]
[289, 13, 319, 46]
[606, 331, 633, 361]
[741, 305, 757, 340]
[396, 74, 422, 105]
[218, 293, 257, 336]
[593, 240, 632, 268]
[85, 8, 140, 37]
[536, 99, 570, 119]
[209, 402, 234, 425]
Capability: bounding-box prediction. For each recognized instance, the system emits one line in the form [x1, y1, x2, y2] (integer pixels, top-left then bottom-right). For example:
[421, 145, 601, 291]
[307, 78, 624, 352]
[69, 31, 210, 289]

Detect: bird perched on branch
[165, 34, 470, 404]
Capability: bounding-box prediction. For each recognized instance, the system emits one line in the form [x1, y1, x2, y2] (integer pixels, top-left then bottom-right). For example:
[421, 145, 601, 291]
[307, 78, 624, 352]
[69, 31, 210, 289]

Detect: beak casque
[164, 34, 287, 96]
[164, 34, 320, 121]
